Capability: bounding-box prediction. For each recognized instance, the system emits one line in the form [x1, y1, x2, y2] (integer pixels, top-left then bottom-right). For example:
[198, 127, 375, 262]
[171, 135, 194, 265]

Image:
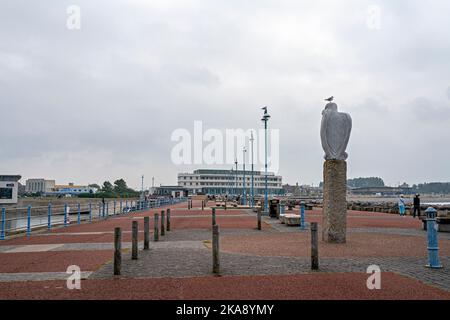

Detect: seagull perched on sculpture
[324, 96, 334, 102]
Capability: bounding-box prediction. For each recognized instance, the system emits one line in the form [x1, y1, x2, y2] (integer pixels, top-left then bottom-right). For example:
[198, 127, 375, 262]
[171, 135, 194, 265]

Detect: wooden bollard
[224, 200, 227, 210]
[144, 216, 150, 250]
[212, 224, 220, 274]
[188, 200, 191, 210]
[132, 220, 138, 260]
[212, 208, 216, 226]
[166, 209, 171, 231]
[114, 227, 122, 275]
[161, 210, 165, 236]
[257, 208, 262, 230]
[154, 213, 159, 241]
[311, 222, 319, 270]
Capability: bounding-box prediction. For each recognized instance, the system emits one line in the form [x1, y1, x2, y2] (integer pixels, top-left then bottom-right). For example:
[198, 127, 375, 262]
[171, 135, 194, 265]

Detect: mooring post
[311, 222, 319, 270]
[89, 202, 92, 222]
[1, 207, 6, 240]
[77, 203, 81, 224]
[154, 213, 159, 241]
[257, 208, 262, 230]
[144, 217, 150, 250]
[224, 199, 227, 211]
[212, 224, 220, 274]
[114, 227, 122, 275]
[47, 202, 52, 230]
[425, 207, 443, 268]
[161, 210, 165, 236]
[114, 201, 116, 215]
[120, 201, 122, 214]
[166, 209, 171, 231]
[202, 200, 205, 211]
[132, 220, 138, 260]
[212, 208, 216, 226]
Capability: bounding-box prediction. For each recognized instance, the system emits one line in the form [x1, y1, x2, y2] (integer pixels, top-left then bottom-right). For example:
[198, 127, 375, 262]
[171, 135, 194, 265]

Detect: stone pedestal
[322, 160, 347, 243]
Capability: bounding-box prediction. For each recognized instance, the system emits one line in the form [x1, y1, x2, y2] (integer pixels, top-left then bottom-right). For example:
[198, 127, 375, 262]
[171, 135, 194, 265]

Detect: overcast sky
[1, 0, 450, 189]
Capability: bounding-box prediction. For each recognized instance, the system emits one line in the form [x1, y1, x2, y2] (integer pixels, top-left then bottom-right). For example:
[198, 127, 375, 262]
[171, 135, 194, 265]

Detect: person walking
[413, 194, 421, 218]
[398, 195, 406, 217]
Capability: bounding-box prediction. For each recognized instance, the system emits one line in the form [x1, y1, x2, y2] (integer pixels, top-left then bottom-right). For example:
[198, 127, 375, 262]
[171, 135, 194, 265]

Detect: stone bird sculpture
[320, 101, 352, 161]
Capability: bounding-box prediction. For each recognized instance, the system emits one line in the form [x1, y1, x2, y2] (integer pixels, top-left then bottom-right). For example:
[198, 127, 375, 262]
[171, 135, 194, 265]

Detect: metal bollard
[144, 217, 150, 250]
[161, 210, 165, 236]
[257, 208, 262, 230]
[64, 203, 68, 227]
[132, 220, 138, 260]
[202, 200, 204, 211]
[120, 201, 122, 214]
[114, 227, 122, 275]
[89, 203, 92, 222]
[212, 208, 216, 226]
[167, 209, 171, 231]
[114, 201, 116, 215]
[212, 224, 220, 274]
[1, 207, 6, 240]
[300, 201, 307, 230]
[77, 203, 81, 224]
[154, 213, 159, 241]
[425, 207, 443, 268]
[27, 205, 31, 236]
[311, 222, 319, 270]
[47, 203, 52, 230]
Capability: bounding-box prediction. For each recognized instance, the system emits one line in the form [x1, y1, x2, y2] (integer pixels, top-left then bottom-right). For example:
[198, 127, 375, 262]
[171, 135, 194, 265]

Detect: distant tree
[114, 179, 128, 194]
[347, 177, 385, 188]
[102, 181, 114, 193]
[88, 183, 101, 190]
[414, 182, 450, 194]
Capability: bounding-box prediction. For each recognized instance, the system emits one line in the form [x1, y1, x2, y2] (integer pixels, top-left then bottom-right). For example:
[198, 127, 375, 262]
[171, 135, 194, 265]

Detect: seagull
[261, 106, 268, 114]
[324, 96, 334, 102]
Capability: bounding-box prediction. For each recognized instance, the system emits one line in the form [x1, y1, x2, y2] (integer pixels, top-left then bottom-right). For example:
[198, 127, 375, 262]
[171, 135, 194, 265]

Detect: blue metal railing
[0, 196, 187, 239]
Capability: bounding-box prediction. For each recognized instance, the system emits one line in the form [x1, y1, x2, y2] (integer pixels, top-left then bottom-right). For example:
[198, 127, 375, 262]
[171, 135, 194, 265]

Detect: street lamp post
[242, 146, 247, 205]
[261, 107, 271, 213]
[250, 131, 255, 208]
[234, 157, 238, 199]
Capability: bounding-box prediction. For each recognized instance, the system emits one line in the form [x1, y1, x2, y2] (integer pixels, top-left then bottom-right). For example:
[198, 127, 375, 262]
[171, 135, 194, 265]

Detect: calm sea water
[423, 202, 450, 206]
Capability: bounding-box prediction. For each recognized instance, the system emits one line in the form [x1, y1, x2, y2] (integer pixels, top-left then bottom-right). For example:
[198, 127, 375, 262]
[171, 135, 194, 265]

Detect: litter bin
[269, 199, 280, 218]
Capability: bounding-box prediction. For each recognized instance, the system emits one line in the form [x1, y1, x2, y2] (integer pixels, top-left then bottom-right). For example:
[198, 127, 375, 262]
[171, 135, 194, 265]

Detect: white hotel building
[178, 169, 284, 196]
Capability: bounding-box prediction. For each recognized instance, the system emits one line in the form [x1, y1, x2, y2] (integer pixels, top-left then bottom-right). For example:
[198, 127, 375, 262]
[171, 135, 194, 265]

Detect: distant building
[178, 169, 284, 196]
[25, 179, 55, 194]
[0, 175, 21, 204]
[53, 183, 98, 196]
[152, 186, 189, 198]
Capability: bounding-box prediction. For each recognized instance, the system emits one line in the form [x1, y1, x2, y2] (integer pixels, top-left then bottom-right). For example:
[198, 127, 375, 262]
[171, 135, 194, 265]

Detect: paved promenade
[0, 200, 449, 300]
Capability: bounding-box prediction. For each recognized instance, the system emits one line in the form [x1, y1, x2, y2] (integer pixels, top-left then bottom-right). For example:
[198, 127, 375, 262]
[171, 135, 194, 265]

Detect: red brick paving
[304, 210, 422, 229]
[221, 232, 450, 258]
[0, 273, 448, 300]
[0, 250, 112, 273]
